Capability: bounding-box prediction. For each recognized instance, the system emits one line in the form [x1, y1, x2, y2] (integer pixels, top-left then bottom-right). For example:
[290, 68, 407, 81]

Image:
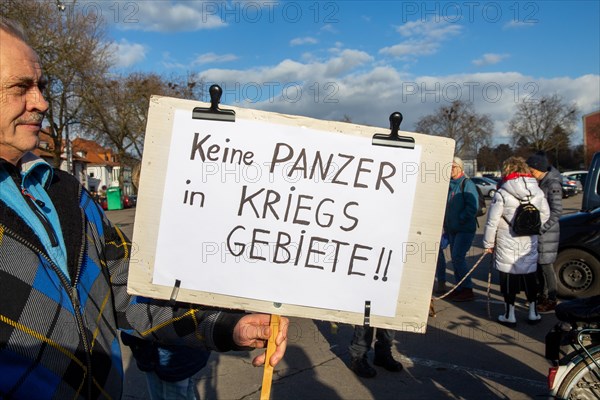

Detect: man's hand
[233, 314, 289, 367]
[484, 247, 494, 254]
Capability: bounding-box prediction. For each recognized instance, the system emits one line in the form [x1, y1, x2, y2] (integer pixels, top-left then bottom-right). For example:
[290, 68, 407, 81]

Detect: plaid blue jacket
[0, 164, 242, 399]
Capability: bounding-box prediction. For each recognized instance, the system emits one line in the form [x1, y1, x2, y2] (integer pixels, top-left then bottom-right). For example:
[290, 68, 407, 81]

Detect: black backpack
[503, 194, 542, 236]
[461, 178, 487, 217]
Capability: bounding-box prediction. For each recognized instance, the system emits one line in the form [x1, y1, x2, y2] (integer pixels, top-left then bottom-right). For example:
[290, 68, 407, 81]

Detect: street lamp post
[65, 124, 72, 174]
[56, 0, 72, 175]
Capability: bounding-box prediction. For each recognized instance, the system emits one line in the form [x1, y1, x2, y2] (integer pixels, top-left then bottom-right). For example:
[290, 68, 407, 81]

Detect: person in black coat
[526, 152, 563, 313]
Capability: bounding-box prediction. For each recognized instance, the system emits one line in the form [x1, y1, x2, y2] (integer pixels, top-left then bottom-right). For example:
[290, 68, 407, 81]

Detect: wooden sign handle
[260, 314, 281, 400]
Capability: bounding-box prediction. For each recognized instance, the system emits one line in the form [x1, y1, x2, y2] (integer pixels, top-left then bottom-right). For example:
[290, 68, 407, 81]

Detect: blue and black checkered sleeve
[100, 213, 245, 352]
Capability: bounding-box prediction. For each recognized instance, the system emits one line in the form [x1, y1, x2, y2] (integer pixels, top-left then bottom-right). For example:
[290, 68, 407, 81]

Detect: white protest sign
[128, 95, 455, 332]
[152, 110, 421, 317]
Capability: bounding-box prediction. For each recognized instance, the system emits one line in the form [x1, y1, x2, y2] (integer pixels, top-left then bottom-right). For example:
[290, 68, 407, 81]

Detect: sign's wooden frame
[127, 95, 455, 332]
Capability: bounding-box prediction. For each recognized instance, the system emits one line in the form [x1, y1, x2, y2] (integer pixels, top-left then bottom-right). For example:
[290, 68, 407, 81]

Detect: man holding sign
[0, 18, 288, 399]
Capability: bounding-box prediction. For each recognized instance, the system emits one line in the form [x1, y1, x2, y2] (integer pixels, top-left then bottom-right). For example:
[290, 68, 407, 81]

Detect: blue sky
[90, 0, 599, 144]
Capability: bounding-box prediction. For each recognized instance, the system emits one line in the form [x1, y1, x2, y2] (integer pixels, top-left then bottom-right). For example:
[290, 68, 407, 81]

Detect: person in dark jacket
[526, 152, 563, 313]
[121, 332, 210, 400]
[0, 18, 288, 399]
[436, 157, 479, 302]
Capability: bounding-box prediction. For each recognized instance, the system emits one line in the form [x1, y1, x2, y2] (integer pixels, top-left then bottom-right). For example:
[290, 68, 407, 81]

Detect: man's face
[530, 167, 543, 180]
[0, 31, 48, 165]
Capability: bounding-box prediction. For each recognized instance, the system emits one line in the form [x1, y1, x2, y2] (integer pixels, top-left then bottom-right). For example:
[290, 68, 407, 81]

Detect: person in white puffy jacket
[483, 157, 550, 326]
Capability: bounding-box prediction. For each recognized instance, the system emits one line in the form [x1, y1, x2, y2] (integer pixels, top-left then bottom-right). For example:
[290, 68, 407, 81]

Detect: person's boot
[451, 288, 475, 302]
[528, 302, 542, 324]
[373, 351, 403, 372]
[498, 303, 516, 327]
[435, 280, 447, 295]
[349, 356, 377, 378]
[536, 298, 557, 314]
[537, 293, 548, 305]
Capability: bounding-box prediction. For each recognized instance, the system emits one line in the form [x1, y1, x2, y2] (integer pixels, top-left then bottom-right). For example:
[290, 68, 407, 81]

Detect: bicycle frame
[547, 328, 600, 397]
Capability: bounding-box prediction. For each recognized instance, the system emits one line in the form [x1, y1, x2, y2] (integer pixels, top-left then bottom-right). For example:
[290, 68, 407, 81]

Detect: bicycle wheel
[556, 349, 600, 400]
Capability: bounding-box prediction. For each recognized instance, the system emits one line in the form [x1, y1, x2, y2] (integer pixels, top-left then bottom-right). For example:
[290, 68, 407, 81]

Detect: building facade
[34, 131, 135, 196]
[583, 110, 600, 167]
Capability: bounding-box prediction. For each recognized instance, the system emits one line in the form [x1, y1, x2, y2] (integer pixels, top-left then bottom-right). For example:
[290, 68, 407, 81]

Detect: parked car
[562, 170, 588, 188]
[484, 175, 502, 185]
[123, 195, 137, 208]
[471, 176, 498, 198]
[554, 152, 600, 298]
[98, 196, 108, 210]
[563, 175, 583, 194]
[561, 176, 578, 198]
[555, 208, 600, 298]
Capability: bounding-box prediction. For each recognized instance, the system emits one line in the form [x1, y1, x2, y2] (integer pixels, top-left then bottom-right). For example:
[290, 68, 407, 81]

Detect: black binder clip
[168, 279, 181, 307]
[363, 300, 371, 327]
[372, 112, 415, 149]
[192, 84, 236, 122]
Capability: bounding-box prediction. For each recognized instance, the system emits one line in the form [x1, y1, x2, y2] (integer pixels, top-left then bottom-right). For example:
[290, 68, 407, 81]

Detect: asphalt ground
[107, 194, 584, 400]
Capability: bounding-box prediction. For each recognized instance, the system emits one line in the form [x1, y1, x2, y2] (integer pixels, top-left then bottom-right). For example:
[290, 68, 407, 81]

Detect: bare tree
[414, 100, 493, 157]
[477, 143, 517, 172]
[508, 94, 579, 154]
[494, 144, 515, 169]
[3, 0, 112, 168]
[476, 146, 497, 171]
[81, 73, 164, 163]
[80, 72, 205, 171]
[165, 71, 205, 101]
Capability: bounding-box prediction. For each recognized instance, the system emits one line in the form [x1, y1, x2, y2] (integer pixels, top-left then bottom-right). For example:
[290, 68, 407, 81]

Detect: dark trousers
[537, 263, 558, 301]
[349, 325, 395, 360]
[499, 271, 538, 305]
[436, 232, 475, 289]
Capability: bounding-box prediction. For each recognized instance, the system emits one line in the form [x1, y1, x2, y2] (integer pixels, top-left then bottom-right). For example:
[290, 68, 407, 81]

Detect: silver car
[562, 171, 587, 192]
[471, 176, 498, 198]
[563, 175, 582, 194]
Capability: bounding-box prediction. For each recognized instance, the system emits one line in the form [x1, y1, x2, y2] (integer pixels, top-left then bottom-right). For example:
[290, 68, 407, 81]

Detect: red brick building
[583, 109, 600, 167]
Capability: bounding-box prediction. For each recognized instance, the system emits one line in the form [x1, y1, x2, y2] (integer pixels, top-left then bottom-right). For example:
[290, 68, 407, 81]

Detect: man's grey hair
[0, 17, 28, 42]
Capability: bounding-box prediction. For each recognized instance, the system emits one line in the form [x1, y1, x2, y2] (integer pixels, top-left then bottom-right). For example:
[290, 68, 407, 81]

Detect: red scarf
[501, 172, 532, 185]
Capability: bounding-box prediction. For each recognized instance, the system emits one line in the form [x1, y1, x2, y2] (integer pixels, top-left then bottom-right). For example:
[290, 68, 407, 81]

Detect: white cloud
[290, 37, 319, 46]
[160, 52, 186, 70]
[380, 21, 462, 59]
[396, 20, 462, 39]
[108, 39, 147, 68]
[193, 52, 239, 65]
[320, 24, 338, 34]
[199, 49, 373, 84]
[380, 40, 440, 58]
[198, 50, 600, 145]
[108, 1, 226, 32]
[504, 20, 537, 29]
[473, 53, 509, 66]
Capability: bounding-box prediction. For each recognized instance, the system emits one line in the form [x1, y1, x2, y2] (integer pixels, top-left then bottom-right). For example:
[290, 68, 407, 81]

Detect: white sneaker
[498, 314, 516, 326]
[527, 314, 541, 324]
[528, 303, 542, 324]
